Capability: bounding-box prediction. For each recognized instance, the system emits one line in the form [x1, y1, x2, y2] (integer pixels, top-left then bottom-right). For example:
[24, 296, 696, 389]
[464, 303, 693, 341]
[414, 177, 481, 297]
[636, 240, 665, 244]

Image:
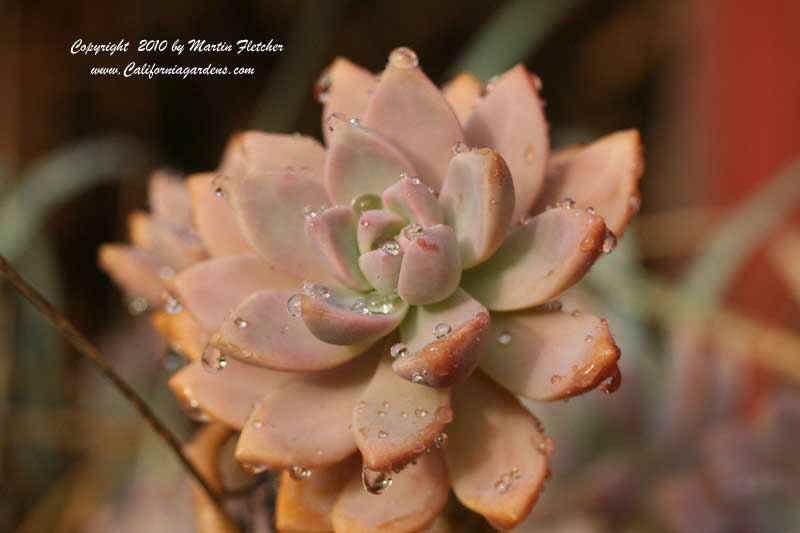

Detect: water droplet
[390, 343, 408, 359]
[600, 318, 609, 326]
[313, 71, 331, 103]
[252, 419, 263, 429]
[287, 294, 303, 318]
[524, 144, 536, 163]
[388, 46, 418, 69]
[587, 206, 596, 215]
[378, 430, 389, 439]
[164, 294, 182, 314]
[494, 472, 514, 494]
[362, 293, 399, 315]
[401, 411, 408, 418]
[452, 141, 469, 154]
[242, 463, 268, 474]
[497, 331, 512, 346]
[351, 298, 369, 315]
[600, 367, 622, 395]
[434, 432, 448, 448]
[602, 231, 617, 254]
[559, 197, 576, 209]
[382, 400, 390, 409]
[411, 372, 425, 384]
[380, 239, 401, 256]
[234, 317, 249, 329]
[201, 345, 227, 373]
[302, 282, 331, 300]
[289, 465, 312, 481]
[402, 223, 423, 240]
[378, 410, 387, 417]
[360, 217, 370, 227]
[571, 310, 582, 318]
[127, 296, 149, 315]
[362, 467, 392, 494]
[415, 408, 428, 417]
[349, 117, 361, 126]
[537, 436, 555, 456]
[351, 193, 382, 215]
[214, 187, 224, 198]
[433, 323, 452, 339]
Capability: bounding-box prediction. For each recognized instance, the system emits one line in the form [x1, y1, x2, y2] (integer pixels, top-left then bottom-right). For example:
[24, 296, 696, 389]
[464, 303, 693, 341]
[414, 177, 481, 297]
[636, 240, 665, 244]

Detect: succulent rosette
[100, 46, 643, 532]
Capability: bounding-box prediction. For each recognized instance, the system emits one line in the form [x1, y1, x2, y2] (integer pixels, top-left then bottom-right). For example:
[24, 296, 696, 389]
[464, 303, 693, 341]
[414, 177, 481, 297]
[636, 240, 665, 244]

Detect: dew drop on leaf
[497, 331, 512, 346]
[390, 343, 408, 359]
[289, 465, 312, 481]
[201, 345, 227, 373]
[433, 323, 452, 339]
[286, 294, 303, 318]
[362, 467, 392, 494]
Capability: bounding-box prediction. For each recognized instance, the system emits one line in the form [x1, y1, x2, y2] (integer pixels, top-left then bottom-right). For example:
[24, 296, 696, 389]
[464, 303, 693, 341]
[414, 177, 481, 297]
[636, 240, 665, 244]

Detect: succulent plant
[100, 46, 643, 532]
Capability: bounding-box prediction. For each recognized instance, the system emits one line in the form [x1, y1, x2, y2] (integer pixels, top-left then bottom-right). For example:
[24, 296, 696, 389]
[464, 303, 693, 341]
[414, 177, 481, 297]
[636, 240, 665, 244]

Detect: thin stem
[0, 254, 232, 517]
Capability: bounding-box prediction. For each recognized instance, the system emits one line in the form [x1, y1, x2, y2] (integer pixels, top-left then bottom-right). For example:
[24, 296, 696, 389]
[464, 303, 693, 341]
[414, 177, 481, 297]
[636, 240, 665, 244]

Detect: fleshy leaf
[235, 352, 379, 469]
[363, 47, 463, 191]
[332, 451, 450, 533]
[394, 288, 489, 387]
[324, 115, 417, 206]
[210, 289, 372, 371]
[358, 248, 403, 294]
[217, 167, 337, 283]
[168, 254, 300, 331]
[357, 209, 407, 254]
[128, 211, 207, 270]
[464, 64, 549, 223]
[442, 72, 483, 126]
[317, 57, 376, 144]
[479, 307, 621, 401]
[169, 358, 293, 430]
[445, 371, 549, 530]
[148, 169, 192, 228]
[439, 147, 515, 268]
[397, 224, 461, 305]
[152, 310, 208, 361]
[531, 129, 643, 236]
[461, 206, 607, 311]
[299, 286, 408, 345]
[305, 205, 371, 291]
[218, 131, 326, 182]
[187, 173, 253, 257]
[382, 176, 444, 228]
[352, 357, 452, 470]
[184, 424, 240, 533]
[98, 244, 166, 305]
[276, 455, 360, 533]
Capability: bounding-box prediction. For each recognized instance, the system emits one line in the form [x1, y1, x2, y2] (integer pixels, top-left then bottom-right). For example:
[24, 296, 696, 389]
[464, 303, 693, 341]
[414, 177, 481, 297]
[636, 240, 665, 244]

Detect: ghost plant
[100, 47, 643, 532]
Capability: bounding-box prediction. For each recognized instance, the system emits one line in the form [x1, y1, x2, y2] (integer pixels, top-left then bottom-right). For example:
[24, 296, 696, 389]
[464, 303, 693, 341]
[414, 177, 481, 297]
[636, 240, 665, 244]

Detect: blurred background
[1, 0, 799, 531]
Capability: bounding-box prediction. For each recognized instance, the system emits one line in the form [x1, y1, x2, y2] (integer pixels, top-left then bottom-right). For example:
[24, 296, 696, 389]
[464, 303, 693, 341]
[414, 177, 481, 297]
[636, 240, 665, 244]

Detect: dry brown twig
[0, 253, 239, 523]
